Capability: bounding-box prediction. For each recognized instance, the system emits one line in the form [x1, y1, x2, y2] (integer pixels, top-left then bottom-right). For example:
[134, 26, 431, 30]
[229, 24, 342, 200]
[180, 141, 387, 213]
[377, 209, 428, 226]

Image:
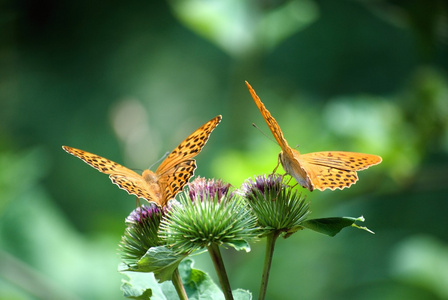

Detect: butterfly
[62, 115, 222, 206]
[245, 81, 382, 192]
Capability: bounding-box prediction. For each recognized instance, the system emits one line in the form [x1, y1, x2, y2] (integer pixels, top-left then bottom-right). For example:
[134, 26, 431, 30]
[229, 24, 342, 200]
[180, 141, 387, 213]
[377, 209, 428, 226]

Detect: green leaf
[226, 239, 251, 252]
[123, 245, 188, 283]
[120, 271, 159, 299]
[302, 216, 374, 237]
[179, 259, 252, 300]
[121, 259, 252, 299]
[179, 259, 223, 299]
[233, 288, 252, 300]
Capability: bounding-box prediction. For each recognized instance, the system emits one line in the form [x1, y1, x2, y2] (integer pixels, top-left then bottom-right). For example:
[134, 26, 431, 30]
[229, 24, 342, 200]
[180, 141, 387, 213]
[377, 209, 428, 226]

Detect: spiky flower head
[119, 203, 164, 266]
[159, 177, 257, 254]
[188, 177, 232, 202]
[240, 174, 310, 237]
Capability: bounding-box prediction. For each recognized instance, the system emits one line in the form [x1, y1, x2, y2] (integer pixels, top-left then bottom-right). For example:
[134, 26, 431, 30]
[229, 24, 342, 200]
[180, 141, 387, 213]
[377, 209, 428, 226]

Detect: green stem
[207, 243, 234, 300]
[171, 268, 188, 300]
[259, 231, 280, 300]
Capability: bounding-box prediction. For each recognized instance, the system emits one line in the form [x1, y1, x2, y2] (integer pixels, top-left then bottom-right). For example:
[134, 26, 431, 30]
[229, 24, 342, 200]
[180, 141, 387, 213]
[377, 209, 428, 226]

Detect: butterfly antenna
[149, 151, 170, 169]
[252, 123, 277, 145]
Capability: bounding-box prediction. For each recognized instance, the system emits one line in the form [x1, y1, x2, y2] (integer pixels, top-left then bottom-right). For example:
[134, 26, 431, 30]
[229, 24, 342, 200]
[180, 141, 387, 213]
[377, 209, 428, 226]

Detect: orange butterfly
[63, 115, 221, 206]
[245, 81, 381, 191]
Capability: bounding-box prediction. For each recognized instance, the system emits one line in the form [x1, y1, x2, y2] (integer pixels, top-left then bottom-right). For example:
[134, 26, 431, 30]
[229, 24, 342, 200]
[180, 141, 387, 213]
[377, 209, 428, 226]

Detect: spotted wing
[298, 151, 382, 191]
[245, 81, 295, 157]
[156, 115, 222, 173]
[157, 159, 196, 206]
[62, 145, 160, 203]
[155, 116, 221, 202]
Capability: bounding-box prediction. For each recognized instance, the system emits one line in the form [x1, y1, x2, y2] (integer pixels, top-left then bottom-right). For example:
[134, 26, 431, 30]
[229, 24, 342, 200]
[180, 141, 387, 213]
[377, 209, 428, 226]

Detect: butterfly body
[63, 115, 221, 206]
[279, 149, 314, 190]
[245, 81, 382, 192]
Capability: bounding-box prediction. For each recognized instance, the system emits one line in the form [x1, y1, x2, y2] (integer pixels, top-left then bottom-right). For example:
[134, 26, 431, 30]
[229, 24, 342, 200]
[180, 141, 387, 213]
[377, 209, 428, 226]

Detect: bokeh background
[1, 0, 448, 299]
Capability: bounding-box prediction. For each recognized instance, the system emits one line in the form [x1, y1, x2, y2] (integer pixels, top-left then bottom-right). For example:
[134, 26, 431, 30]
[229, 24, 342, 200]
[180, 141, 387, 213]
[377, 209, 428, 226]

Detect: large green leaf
[302, 216, 374, 237]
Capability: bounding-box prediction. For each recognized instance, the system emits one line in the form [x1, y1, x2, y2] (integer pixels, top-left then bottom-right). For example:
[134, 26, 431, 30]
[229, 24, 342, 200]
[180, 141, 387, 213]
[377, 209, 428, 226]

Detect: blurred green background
[1, 0, 448, 299]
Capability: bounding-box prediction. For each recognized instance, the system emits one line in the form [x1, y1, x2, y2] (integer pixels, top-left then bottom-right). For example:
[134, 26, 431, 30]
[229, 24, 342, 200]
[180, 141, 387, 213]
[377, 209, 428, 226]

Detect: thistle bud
[119, 204, 164, 266]
[159, 177, 257, 254]
[240, 174, 310, 237]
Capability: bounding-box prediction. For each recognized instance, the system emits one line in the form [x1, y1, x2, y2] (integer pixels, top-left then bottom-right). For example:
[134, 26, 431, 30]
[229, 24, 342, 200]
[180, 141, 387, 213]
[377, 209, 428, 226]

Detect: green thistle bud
[240, 174, 310, 237]
[119, 203, 164, 266]
[159, 177, 257, 254]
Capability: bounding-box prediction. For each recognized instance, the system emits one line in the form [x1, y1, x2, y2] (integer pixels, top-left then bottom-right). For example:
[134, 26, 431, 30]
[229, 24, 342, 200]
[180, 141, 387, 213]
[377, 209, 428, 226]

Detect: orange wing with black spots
[297, 151, 382, 191]
[62, 115, 221, 206]
[156, 115, 222, 172]
[62, 146, 160, 202]
[158, 159, 196, 202]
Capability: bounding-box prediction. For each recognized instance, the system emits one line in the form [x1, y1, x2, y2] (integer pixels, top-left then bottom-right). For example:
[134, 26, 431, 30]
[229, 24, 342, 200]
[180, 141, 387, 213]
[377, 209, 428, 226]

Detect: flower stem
[207, 243, 234, 300]
[171, 268, 188, 300]
[259, 231, 280, 300]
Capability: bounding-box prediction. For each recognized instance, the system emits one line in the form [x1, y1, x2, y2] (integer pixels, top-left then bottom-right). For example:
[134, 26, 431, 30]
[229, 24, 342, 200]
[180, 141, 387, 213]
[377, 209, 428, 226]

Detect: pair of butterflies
[63, 82, 381, 207]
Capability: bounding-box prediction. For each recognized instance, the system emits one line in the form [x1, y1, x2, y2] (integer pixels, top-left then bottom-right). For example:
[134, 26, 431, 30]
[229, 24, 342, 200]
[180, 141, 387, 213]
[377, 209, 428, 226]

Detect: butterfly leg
[283, 174, 299, 189]
[272, 155, 281, 174]
[281, 173, 291, 185]
[135, 197, 142, 208]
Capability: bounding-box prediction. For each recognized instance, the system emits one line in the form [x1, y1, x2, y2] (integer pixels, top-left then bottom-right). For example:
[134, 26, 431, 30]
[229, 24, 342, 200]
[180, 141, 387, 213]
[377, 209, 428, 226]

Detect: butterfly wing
[245, 81, 295, 157]
[155, 115, 222, 202]
[157, 160, 196, 206]
[62, 145, 161, 203]
[297, 151, 382, 191]
[156, 115, 222, 172]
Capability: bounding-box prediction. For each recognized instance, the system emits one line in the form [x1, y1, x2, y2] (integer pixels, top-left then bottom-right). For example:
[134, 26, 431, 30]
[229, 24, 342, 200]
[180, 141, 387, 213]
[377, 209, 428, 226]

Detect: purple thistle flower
[188, 177, 232, 202]
[120, 203, 165, 265]
[240, 174, 284, 202]
[159, 177, 257, 254]
[240, 174, 310, 236]
[125, 203, 163, 226]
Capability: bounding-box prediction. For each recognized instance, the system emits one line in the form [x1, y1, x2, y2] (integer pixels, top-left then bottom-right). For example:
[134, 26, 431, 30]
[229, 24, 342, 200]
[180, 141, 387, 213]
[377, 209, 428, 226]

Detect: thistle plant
[159, 177, 258, 300]
[240, 174, 310, 300]
[119, 203, 189, 300]
[118, 174, 372, 300]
